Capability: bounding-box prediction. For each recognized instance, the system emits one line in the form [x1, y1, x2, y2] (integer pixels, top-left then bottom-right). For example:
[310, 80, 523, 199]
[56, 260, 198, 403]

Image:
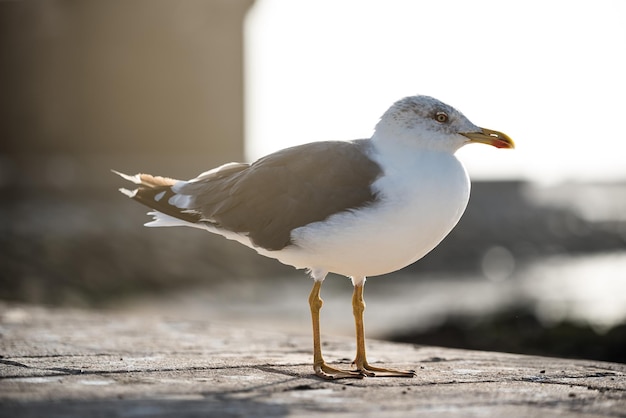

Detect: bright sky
[245, 0, 626, 184]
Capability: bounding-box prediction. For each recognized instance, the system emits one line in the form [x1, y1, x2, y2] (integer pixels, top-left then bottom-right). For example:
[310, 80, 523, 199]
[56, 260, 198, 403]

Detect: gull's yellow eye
[435, 112, 449, 123]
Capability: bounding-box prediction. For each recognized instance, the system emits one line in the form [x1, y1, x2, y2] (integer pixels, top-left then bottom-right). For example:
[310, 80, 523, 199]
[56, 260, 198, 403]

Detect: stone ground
[0, 302, 624, 418]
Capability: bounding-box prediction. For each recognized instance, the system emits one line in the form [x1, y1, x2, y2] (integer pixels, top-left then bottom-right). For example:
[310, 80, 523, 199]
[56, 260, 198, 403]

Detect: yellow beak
[461, 128, 515, 149]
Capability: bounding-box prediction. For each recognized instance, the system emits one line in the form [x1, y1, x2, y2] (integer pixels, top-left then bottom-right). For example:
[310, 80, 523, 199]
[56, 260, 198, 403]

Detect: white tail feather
[111, 169, 142, 184]
[119, 187, 137, 198]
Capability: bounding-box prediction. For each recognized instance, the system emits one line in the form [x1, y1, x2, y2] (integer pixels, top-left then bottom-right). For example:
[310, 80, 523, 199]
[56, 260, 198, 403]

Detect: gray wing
[180, 140, 382, 251]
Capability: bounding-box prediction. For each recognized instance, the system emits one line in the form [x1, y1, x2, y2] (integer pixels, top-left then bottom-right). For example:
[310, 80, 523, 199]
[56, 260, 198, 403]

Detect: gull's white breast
[269, 150, 471, 278]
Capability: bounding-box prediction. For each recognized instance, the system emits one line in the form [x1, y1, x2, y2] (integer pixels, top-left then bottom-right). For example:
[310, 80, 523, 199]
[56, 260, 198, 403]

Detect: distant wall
[0, 0, 254, 186]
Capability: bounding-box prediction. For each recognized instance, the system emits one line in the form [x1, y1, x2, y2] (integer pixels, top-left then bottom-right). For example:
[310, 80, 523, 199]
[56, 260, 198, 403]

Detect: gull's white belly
[268, 153, 471, 278]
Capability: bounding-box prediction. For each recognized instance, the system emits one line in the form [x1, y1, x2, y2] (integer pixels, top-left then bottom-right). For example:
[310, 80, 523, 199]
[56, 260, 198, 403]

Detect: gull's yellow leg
[351, 282, 416, 377]
[309, 280, 363, 380]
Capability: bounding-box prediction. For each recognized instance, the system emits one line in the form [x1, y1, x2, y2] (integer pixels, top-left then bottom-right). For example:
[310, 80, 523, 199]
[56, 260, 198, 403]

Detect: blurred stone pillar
[0, 0, 254, 188]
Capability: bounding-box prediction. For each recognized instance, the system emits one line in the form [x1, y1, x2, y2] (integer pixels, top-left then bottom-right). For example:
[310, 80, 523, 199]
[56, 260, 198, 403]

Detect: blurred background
[1, 0, 625, 363]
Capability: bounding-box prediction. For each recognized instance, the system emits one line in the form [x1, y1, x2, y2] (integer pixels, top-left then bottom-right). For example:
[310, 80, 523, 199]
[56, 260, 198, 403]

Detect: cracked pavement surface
[0, 302, 624, 417]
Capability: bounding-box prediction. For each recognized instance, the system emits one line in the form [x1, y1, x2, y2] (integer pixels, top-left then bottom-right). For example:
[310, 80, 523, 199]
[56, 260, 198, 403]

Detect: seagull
[114, 95, 514, 380]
